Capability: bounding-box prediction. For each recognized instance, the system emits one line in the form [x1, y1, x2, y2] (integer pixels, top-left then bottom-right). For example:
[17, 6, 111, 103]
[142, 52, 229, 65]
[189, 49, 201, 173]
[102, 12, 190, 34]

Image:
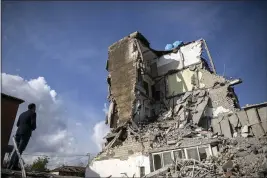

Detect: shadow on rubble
[85, 166, 100, 178]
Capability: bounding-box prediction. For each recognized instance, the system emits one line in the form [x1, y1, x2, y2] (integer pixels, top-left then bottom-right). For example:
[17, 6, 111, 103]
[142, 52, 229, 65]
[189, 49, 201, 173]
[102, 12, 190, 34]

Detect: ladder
[7, 136, 27, 178]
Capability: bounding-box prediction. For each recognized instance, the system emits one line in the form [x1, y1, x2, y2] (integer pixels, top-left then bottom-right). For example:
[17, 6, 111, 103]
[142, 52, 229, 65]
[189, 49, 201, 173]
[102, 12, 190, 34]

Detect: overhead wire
[22, 153, 88, 157]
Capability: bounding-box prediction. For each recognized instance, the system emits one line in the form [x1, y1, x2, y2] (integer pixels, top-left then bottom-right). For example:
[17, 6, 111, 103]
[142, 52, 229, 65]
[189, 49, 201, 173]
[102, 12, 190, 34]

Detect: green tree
[27, 156, 49, 172]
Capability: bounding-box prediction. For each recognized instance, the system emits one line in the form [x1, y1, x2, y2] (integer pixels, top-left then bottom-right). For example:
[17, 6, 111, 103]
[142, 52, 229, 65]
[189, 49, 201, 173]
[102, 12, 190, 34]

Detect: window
[162, 152, 173, 166]
[143, 81, 149, 96]
[152, 85, 160, 101]
[145, 107, 150, 117]
[198, 147, 209, 161]
[151, 145, 212, 171]
[151, 85, 156, 98]
[140, 166, 145, 177]
[155, 91, 161, 101]
[173, 149, 185, 162]
[153, 154, 162, 170]
[186, 148, 199, 160]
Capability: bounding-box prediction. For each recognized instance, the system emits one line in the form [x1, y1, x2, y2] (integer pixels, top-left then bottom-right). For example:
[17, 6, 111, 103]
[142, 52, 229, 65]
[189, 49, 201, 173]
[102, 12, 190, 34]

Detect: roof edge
[108, 31, 150, 51]
[1, 93, 25, 104]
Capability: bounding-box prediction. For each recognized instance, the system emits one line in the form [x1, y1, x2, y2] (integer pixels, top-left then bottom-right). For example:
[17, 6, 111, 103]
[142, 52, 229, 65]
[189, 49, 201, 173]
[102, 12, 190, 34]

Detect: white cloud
[91, 121, 110, 151]
[75, 122, 82, 126]
[1, 73, 106, 169]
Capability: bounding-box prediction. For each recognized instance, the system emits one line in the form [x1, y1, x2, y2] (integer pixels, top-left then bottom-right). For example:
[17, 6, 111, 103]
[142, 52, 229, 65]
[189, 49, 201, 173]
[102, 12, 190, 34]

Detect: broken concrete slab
[220, 117, 232, 138]
[257, 106, 267, 133]
[103, 129, 122, 151]
[192, 96, 209, 124]
[167, 140, 176, 145]
[211, 118, 222, 134]
[246, 108, 265, 138]
[145, 165, 173, 177]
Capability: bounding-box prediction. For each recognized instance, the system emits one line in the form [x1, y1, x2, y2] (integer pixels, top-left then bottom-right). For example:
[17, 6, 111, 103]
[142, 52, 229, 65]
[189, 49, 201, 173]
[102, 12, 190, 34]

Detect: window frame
[151, 144, 212, 171]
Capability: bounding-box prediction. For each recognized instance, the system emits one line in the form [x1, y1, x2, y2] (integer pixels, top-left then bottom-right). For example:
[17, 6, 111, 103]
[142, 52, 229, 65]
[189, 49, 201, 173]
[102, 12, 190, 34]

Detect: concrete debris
[145, 137, 267, 178]
[145, 165, 173, 178]
[89, 32, 267, 178]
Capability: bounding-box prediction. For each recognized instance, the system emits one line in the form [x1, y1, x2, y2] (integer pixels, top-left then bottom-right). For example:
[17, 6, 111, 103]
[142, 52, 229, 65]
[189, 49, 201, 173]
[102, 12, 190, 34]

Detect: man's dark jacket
[16, 110, 36, 137]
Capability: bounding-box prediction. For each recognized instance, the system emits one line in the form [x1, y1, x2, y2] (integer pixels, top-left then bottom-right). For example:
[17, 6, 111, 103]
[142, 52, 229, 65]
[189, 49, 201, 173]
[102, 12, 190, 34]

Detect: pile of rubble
[158, 89, 210, 126]
[98, 88, 267, 178]
[128, 89, 224, 149]
[145, 137, 267, 178]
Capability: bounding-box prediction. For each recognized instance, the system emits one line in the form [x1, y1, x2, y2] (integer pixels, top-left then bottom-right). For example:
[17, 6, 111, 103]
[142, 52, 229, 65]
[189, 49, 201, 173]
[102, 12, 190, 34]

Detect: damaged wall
[166, 68, 204, 97]
[208, 85, 239, 115]
[157, 40, 203, 76]
[89, 154, 150, 178]
[211, 103, 267, 138]
[107, 35, 138, 127]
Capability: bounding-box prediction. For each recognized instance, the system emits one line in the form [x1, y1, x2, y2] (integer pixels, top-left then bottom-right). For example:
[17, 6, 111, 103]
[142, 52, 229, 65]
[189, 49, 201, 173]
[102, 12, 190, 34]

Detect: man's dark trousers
[8, 134, 30, 169]
[8, 109, 36, 170]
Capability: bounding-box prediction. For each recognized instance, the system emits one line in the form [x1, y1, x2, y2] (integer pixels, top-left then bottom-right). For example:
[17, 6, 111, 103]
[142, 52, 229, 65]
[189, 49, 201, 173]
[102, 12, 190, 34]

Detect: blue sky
[2, 1, 267, 156]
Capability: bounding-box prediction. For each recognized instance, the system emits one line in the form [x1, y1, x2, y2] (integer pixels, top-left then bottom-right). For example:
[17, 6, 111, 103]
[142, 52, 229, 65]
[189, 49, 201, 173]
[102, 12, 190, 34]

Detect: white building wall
[157, 40, 203, 76]
[87, 154, 150, 178]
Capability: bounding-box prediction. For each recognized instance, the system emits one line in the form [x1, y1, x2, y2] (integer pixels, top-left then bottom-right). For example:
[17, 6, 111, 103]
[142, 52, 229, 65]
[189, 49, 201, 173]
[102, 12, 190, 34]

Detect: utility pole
[86, 153, 91, 166]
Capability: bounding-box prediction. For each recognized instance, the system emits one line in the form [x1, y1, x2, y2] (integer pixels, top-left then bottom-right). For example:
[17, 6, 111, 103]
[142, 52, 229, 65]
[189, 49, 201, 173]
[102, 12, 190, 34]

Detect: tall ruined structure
[106, 31, 241, 129]
[87, 32, 267, 178]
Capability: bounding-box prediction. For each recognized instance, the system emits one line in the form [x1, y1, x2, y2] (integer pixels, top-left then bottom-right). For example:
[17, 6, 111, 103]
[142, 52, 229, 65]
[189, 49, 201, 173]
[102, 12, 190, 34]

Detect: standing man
[8, 103, 37, 170]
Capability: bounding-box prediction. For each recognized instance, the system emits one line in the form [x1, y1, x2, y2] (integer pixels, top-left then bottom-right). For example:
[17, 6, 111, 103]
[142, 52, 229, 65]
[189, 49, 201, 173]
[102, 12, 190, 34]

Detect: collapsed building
[87, 31, 267, 178]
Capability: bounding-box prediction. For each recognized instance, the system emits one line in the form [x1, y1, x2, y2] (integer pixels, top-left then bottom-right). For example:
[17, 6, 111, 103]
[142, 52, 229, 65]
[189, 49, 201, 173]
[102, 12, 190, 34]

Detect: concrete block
[236, 110, 250, 127]
[211, 117, 222, 134]
[220, 117, 232, 138]
[192, 96, 209, 124]
[257, 106, 267, 133]
[246, 108, 265, 137]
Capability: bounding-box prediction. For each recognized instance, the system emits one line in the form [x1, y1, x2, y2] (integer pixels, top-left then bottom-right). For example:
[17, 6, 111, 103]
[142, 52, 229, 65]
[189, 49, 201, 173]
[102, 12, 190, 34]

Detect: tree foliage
[26, 156, 49, 172]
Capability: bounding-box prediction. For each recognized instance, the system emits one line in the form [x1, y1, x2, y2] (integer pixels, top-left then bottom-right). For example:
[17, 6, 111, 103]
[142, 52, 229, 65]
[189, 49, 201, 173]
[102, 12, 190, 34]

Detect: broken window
[186, 148, 199, 160]
[173, 149, 185, 161]
[155, 91, 160, 101]
[143, 81, 149, 96]
[151, 62, 158, 78]
[153, 154, 162, 170]
[151, 85, 156, 98]
[162, 152, 172, 166]
[140, 166, 145, 177]
[151, 85, 160, 101]
[198, 147, 208, 161]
